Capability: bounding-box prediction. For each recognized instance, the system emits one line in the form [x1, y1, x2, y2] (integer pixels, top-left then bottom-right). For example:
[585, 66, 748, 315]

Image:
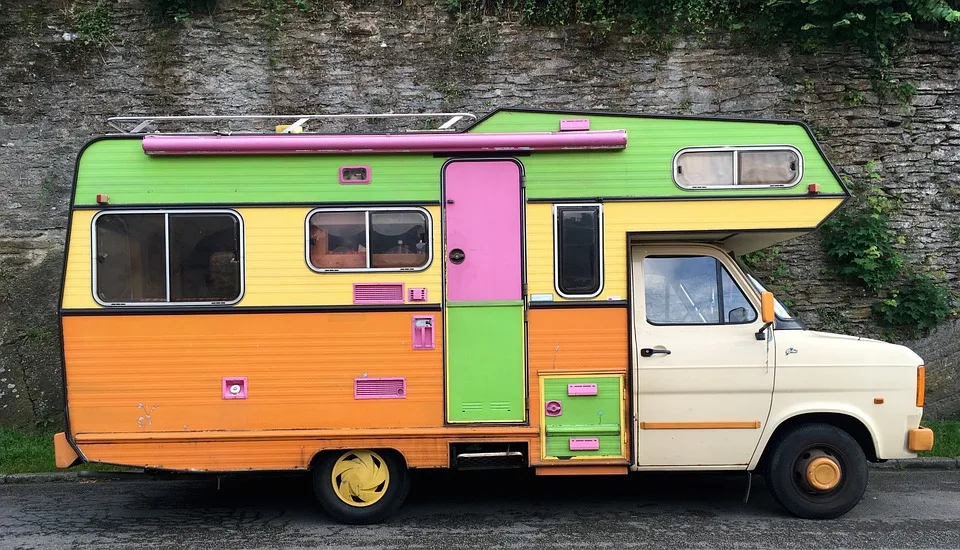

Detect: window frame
[304, 206, 433, 273]
[90, 208, 246, 307]
[641, 253, 758, 327]
[672, 145, 804, 190]
[553, 203, 605, 299]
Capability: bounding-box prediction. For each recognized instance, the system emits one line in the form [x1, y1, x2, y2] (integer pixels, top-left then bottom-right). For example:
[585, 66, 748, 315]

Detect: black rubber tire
[313, 449, 411, 525]
[766, 423, 868, 519]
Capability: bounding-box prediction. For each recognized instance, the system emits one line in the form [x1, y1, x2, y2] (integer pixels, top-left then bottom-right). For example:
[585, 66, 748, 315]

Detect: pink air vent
[355, 377, 406, 399]
[568, 383, 598, 396]
[560, 118, 590, 131]
[408, 287, 427, 302]
[353, 283, 405, 304]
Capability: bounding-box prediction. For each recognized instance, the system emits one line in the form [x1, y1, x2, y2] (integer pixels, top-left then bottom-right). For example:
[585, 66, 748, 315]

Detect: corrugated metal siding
[62, 312, 444, 433]
[525, 199, 844, 302]
[74, 139, 444, 206]
[60, 206, 443, 309]
[469, 110, 846, 199]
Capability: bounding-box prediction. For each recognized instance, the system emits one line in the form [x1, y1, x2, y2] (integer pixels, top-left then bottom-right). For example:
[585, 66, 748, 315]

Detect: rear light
[916, 365, 925, 408]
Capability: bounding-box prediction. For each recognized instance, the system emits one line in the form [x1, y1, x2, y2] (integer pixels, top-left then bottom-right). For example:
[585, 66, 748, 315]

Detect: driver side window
[643, 255, 757, 325]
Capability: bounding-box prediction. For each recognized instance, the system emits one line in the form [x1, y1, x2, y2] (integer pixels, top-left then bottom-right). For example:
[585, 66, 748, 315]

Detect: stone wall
[1, 0, 958, 427]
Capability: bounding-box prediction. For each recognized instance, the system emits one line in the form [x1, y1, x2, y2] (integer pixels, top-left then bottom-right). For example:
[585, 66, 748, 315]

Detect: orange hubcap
[806, 456, 842, 491]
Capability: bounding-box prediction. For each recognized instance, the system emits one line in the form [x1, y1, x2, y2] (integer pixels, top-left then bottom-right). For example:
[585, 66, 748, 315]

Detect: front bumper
[908, 427, 935, 452]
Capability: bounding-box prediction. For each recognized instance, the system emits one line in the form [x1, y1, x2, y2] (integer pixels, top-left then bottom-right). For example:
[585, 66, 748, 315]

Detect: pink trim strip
[141, 130, 627, 155]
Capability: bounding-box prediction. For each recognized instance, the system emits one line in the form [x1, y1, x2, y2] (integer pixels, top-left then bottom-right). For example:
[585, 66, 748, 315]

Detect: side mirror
[761, 291, 775, 324]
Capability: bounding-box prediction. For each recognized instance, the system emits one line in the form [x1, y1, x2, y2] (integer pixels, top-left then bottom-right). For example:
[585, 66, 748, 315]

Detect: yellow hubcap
[331, 450, 390, 507]
[806, 456, 842, 491]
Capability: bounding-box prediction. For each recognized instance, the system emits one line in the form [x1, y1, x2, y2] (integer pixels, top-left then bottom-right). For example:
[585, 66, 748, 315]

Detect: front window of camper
[674, 146, 802, 189]
[555, 204, 603, 298]
[643, 255, 757, 325]
[94, 210, 243, 306]
[307, 208, 431, 272]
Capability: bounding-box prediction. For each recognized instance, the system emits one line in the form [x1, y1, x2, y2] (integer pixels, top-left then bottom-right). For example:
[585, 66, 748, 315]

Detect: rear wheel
[766, 423, 868, 519]
[313, 449, 411, 524]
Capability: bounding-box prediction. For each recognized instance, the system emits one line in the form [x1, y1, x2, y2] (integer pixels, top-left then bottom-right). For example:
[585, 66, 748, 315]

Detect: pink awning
[141, 130, 627, 155]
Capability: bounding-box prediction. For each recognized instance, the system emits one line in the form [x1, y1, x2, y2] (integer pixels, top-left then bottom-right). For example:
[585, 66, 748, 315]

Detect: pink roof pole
[141, 130, 628, 155]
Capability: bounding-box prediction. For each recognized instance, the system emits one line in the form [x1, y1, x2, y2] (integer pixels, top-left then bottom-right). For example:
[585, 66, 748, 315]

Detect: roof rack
[105, 112, 479, 135]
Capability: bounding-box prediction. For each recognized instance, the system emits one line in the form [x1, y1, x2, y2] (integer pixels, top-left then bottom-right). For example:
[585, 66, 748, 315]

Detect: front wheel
[765, 423, 868, 519]
[313, 449, 411, 524]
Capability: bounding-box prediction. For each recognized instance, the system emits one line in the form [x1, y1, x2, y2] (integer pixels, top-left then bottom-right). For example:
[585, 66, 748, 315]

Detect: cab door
[631, 244, 774, 467]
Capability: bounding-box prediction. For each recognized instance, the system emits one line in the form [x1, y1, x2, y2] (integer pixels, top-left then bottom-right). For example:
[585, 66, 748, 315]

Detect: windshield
[745, 273, 797, 320]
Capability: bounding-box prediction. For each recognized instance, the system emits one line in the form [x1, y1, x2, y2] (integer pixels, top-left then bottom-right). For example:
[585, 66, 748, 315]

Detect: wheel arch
[308, 446, 410, 471]
[752, 411, 879, 471]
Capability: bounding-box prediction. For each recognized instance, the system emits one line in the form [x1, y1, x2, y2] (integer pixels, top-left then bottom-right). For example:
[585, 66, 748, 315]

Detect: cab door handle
[640, 348, 671, 358]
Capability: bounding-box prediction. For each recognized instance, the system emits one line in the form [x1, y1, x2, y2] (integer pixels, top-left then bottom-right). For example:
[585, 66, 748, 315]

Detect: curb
[2, 459, 957, 483]
[1, 469, 146, 484]
[870, 457, 959, 470]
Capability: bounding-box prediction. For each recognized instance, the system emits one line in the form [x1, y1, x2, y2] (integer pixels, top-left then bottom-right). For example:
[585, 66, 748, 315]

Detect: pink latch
[569, 438, 600, 451]
[412, 316, 435, 350]
[567, 383, 598, 396]
[222, 377, 248, 400]
[545, 400, 563, 417]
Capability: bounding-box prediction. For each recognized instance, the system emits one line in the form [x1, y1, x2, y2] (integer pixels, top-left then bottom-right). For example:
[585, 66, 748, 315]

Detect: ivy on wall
[821, 162, 954, 336]
[447, 0, 960, 71]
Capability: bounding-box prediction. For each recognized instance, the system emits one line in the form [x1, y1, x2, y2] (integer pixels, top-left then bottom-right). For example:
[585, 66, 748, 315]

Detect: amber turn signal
[917, 365, 925, 408]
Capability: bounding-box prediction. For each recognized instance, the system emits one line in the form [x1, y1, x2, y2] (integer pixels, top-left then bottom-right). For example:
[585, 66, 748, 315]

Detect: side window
[307, 209, 430, 272]
[643, 255, 756, 325]
[555, 205, 602, 297]
[95, 211, 243, 305]
[674, 147, 802, 189]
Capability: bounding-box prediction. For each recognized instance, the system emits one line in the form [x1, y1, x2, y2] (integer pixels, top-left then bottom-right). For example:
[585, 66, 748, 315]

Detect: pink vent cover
[408, 287, 427, 302]
[353, 283, 405, 304]
[222, 377, 248, 400]
[355, 377, 406, 399]
[568, 383, 598, 396]
[560, 118, 590, 131]
[569, 438, 600, 451]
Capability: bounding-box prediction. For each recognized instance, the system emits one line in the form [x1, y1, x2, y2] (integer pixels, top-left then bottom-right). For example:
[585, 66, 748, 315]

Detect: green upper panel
[468, 110, 847, 199]
[74, 138, 444, 206]
[73, 110, 847, 207]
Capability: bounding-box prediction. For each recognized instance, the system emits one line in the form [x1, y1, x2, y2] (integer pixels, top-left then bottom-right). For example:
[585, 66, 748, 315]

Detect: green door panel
[446, 303, 525, 422]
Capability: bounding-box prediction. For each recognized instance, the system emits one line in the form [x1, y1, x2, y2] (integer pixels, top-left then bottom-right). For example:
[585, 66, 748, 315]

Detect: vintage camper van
[55, 109, 933, 524]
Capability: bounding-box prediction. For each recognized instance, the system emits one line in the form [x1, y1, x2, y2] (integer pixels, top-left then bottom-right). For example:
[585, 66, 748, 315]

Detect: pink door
[444, 160, 522, 301]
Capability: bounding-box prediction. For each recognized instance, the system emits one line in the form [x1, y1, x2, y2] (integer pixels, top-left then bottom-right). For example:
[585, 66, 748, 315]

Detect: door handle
[449, 248, 465, 264]
[640, 348, 671, 358]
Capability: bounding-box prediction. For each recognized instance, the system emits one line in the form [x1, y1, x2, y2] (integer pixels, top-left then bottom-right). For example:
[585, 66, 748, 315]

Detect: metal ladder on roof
[105, 112, 479, 135]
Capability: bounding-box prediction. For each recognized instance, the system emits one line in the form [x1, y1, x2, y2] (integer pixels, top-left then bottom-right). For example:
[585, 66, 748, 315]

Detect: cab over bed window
[307, 208, 430, 272]
[643, 256, 756, 325]
[555, 204, 603, 298]
[674, 146, 802, 189]
[94, 211, 243, 305]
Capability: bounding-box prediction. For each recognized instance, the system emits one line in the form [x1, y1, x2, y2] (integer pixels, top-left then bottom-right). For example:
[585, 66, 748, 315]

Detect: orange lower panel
[62, 312, 444, 434]
[76, 431, 540, 470]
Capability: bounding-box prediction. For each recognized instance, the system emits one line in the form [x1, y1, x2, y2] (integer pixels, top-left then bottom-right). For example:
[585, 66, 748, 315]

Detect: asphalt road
[1, 469, 958, 549]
